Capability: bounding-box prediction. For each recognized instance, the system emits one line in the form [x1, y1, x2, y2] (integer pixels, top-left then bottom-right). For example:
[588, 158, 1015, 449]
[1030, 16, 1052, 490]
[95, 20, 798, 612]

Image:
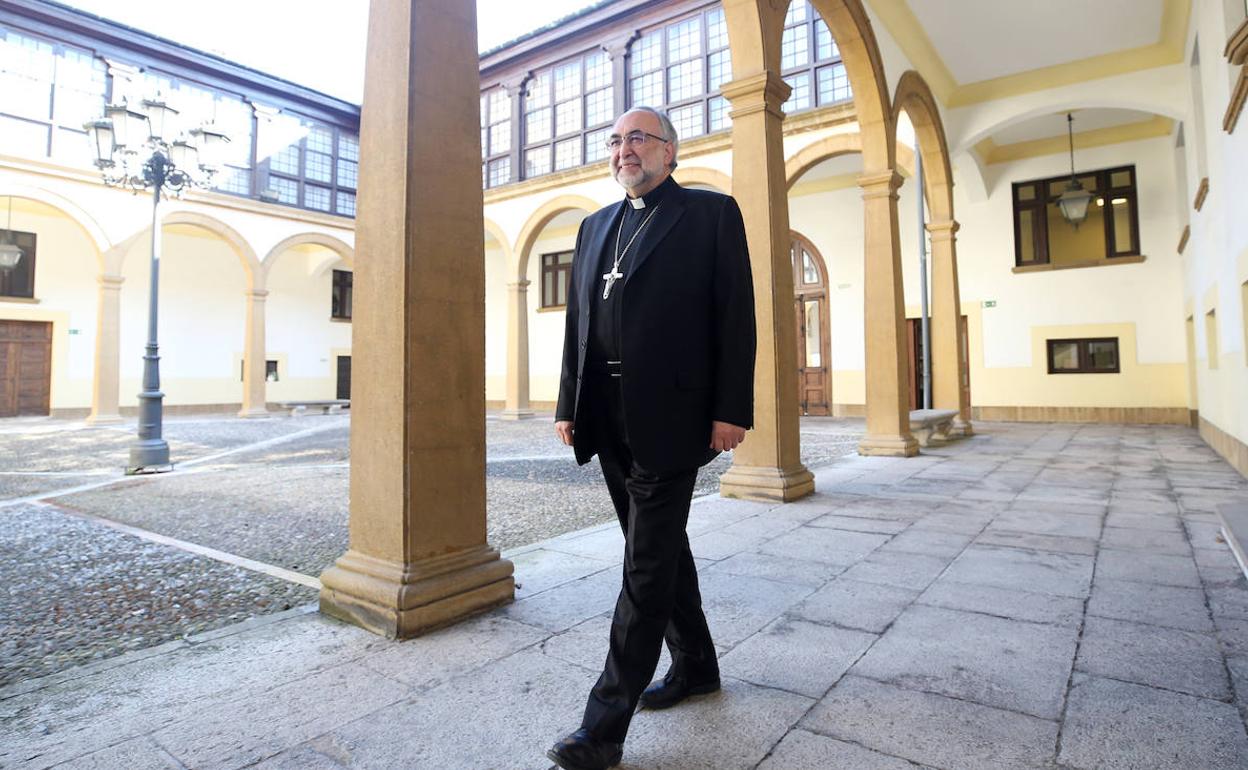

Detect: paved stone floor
[3, 420, 1248, 768]
[0, 413, 860, 685]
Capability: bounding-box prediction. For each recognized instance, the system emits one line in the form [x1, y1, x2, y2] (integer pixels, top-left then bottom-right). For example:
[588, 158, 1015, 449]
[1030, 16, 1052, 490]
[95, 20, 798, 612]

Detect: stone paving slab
[1076, 615, 1230, 699]
[718, 615, 875, 698]
[938, 544, 1094, 598]
[1087, 577, 1214, 632]
[757, 729, 929, 770]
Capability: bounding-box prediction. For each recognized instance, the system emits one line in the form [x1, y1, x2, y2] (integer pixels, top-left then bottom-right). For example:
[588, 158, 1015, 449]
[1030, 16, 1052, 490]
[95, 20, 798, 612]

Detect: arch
[512, 193, 600, 282]
[262, 232, 355, 279]
[120, 209, 262, 287]
[954, 98, 1185, 156]
[0, 184, 111, 268]
[785, 132, 863, 189]
[483, 216, 512, 262]
[673, 166, 732, 193]
[891, 70, 954, 222]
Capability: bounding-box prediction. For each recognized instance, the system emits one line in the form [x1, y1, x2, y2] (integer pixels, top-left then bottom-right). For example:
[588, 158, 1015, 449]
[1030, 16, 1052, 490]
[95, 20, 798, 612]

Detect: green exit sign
[983, 300, 997, 308]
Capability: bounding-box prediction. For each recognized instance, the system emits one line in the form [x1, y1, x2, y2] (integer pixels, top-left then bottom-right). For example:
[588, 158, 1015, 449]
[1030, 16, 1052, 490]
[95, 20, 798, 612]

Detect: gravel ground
[0, 413, 863, 687]
[0, 502, 316, 686]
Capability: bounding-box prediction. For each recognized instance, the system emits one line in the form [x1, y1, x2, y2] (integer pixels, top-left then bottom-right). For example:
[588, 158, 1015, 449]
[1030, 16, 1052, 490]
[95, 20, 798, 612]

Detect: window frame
[1046, 337, 1121, 374]
[521, 48, 614, 181]
[261, 117, 358, 217]
[0, 229, 37, 299]
[779, 0, 852, 115]
[1011, 165, 1141, 267]
[539, 250, 574, 309]
[331, 268, 353, 320]
[481, 86, 513, 188]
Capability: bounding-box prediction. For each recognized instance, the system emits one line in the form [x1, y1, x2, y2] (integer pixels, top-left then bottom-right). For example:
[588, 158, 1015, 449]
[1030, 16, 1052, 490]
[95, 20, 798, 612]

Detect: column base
[238, 407, 271, 419]
[86, 413, 124, 426]
[857, 433, 920, 457]
[499, 409, 535, 421]
[319, 545, 515, 638]
[719, 463, 815, 502]
[951, 417, 974, 438]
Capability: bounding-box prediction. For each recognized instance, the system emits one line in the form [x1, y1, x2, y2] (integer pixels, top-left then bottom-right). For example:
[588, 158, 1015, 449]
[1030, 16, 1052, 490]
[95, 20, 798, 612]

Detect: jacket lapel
[624, 185, 687, 284]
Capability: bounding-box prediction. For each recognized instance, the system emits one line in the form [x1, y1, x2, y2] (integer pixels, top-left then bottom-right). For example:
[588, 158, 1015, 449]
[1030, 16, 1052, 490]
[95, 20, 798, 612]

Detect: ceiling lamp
[1056, 112, 1094, 228]
[0, 197, 23, 272]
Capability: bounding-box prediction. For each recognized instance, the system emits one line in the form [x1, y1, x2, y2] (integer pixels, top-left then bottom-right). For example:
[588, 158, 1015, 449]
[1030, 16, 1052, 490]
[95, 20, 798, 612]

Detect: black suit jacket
[555, 181, 756, 474]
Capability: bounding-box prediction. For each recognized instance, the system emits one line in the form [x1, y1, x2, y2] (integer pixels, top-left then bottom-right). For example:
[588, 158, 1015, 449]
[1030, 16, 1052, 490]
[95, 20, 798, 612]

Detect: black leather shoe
[638, 674, 721, 710]
[546, 728, 623, 770]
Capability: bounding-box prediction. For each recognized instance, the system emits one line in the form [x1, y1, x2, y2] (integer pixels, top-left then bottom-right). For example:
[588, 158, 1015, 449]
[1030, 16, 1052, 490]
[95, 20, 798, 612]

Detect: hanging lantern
[1056, 112, 1094, 228]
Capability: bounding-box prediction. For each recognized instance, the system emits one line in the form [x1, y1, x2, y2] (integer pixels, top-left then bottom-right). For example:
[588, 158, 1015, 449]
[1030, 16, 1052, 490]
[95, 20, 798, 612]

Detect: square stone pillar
[857, 171, 919, 457]
[928, 220, 972, 436]
[87, 273, 124, 425]
[319, 0, 513, 638]
[239, 288, 270, 418]
[717, 72, 814, 502]
[501, 279, 533, 419]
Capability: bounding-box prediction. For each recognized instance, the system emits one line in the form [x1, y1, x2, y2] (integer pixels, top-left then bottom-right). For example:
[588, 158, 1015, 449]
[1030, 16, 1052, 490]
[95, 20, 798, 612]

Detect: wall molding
[971, 405, 1189, 425]
[1200, 417, 1248, 479]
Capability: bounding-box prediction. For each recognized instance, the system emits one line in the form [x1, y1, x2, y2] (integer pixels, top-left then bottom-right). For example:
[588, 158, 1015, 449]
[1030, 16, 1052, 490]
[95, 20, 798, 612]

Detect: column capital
[601, 31, 638, 59]
[506, 279, 532, 290]
[721, 71, 791, 120]
[250, 101, 282, 122]
[245, 288, 270, 300]
[926, 219, 960, 242]
[858, 170, 903, 199]
[98, 273, 125, 289]
[104, 58, 140, 81]
[501, 76, 527, 94]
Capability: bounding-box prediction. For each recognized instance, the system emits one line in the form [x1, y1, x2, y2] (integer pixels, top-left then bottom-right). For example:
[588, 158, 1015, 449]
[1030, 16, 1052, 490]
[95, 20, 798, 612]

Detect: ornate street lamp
[0, 196, 23, 272]
[85, 96, 230, 474]
[1056, 112, 1094, 229]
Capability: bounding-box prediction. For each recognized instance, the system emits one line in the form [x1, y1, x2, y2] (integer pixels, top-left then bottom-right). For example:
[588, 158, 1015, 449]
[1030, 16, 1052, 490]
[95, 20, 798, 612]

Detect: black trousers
[579, 374, 719, 744]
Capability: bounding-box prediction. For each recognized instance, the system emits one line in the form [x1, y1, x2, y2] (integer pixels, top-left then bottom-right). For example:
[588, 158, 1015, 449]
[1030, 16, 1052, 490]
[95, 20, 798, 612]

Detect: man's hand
[555, 420, 575, 446]
[710, 420, 746, 452]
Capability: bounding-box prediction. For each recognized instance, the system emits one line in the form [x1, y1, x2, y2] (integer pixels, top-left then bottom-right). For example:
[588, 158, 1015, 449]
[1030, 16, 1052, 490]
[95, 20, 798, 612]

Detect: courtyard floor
[2, 416, 1248, 768]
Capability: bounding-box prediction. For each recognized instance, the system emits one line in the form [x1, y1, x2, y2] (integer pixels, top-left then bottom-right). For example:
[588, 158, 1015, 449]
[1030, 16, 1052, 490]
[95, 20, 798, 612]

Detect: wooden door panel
[0, 321, 51, 417]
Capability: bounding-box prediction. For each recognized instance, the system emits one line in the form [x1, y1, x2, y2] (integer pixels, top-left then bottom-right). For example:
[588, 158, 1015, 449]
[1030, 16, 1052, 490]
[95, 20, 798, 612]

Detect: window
[540, 251, 573, 309]
[627, 6, 732, 140]
[259, 111, 358, 216]
[780, 0, 851, 115]
[1206, 309, 1219, 369]
[481, 87, 512, 188]
[0, 26, 106, 164]
[521, 49, 613, 180]
[0, 229, 36, 299]
[240, 360, 279, 382]
[1012, 166, 1140, 267]
[331, 269, 352, 320]
[1047, 338, 1120, 374]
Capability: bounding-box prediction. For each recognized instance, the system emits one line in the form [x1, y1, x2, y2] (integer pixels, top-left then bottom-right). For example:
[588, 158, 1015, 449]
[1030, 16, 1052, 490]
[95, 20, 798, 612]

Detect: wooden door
[336, 355, 351, 400]
[791, 233, 830, 416]
[0, 320, 52, 417]
[905, 318, 924, 411]
[959, 315, 971, 415]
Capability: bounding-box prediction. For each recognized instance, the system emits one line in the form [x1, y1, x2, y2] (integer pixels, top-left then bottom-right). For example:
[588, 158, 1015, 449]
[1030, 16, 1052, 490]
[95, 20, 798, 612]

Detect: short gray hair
[623, 106, 679, 170]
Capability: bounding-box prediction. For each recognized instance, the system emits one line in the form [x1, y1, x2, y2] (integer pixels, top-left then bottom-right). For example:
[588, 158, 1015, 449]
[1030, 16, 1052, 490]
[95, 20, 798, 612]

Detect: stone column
[501, 278, 533, 419]
[319, 0, 513, 638]
[603, 35, 636, 118]
[928, 219, 972, 435]
[239, 288, 270, 418]
[857, 171, 919, 456]
[717, 72, 814, 502]
[87, 273, 124, 425]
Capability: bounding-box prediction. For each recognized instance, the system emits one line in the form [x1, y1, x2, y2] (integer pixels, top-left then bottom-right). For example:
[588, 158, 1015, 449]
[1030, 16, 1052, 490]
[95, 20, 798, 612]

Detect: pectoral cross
[601, 267, 624, 299]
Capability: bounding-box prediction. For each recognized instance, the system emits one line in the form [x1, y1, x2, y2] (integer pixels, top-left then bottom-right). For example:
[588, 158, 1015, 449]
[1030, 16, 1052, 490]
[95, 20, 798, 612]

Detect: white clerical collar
[628, 196, 646, 209]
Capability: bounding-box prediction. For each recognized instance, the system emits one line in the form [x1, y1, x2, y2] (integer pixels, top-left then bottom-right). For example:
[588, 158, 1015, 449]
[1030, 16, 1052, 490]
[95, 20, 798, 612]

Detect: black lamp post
[85, 96, 229, 474]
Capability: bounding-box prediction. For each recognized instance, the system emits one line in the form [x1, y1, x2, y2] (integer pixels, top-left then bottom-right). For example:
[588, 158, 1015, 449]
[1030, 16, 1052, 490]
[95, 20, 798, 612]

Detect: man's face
[609, 111, 673, 196]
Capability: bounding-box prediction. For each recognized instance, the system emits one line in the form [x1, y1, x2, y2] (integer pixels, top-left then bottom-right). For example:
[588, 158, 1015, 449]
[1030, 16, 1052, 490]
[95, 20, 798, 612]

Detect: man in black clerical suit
[546, 106, 756, 770]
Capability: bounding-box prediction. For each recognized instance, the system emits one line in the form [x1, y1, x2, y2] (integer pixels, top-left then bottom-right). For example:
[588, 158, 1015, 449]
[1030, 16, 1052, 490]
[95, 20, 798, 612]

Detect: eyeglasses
[605, 130, 670, 151]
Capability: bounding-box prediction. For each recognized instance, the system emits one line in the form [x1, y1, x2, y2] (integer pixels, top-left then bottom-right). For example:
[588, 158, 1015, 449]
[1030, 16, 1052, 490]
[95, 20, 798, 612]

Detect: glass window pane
[1050, 342, 1080, 371]
[816, 63, 851, 104]
[1111, 198, 1135, 253]
[270, 144, 300, 175]
[305, 185, 331, 211]
[585, 88, 612, 127]
[585, 51, 611, 91]
[670, 102, 704, 140]
[1087, 340, 1118, 371]
[708, 96, 731, 132]
[706, 8, 728, 50]
[554, 137, 580, 170]
[0, 115, 49, 156]
[525, 109, 551, 142]
[52, 126, 92, 166]
[667, 59, 703, 102]
[1110, 169, 1132, 188]
[631, 71, 663, 108]
[525, 145, 551, 177]
[586, 128, 609, 163]
[1017, 183, 1036, 202]
[785, 0, 810, 26]
[335, 190, 356, 216]
[781, 24, 809, 70]
[2, 71, 51, 120]
[804, 299, 822, 368]
[708, 49, 732, 92]
[305, 150, 332, 182]
[555, 99, 581, 135]
[554, 60, 581, 102]
[526, 72, 550, 108]
[214, 167, 251, 196]
[489, 120, 511, 154]
[487, 156, 511, 187]
[667, 16, 701, 61]
[336, 158, 358, 189]
[631, 32, 662, 74]
[803, 251, 819, 284]
[783, 72, 811, 112]
[307, 125, 333, 153]
[815, 19, 839, 61]
[1018, 209, 1036, 263]
[487, 89, 509, 124]
[270, 176, 298, 204]
[543, 270, 554, 306]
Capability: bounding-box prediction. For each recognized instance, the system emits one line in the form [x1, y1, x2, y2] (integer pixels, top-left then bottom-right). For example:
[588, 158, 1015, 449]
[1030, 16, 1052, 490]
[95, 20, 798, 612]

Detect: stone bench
[909, 408, 959, 447]
[277, 399, 349, 417]
[1217, 503, 1248, 580]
